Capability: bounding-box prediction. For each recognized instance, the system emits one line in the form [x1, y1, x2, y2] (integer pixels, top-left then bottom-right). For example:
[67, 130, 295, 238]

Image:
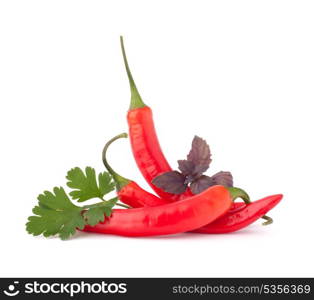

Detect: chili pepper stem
[99, 195, 131, 209]
[227, 187, 273, 225]
[120, 36, 147, 110]
[116, 202, 131, 209]
[227, 187, 251, 204]
[102, 133, 131, 191]
[84, 197, 119, 209]
[85, 197, 131, 210]
[261, 215, 273, 226]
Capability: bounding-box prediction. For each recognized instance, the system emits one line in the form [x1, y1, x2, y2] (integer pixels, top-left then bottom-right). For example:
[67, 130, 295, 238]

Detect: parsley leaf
[27, 167, 119, 240]
[26, 187, 85, 240]
[84, 198, 117, 226]
[66, 167, 115, 202]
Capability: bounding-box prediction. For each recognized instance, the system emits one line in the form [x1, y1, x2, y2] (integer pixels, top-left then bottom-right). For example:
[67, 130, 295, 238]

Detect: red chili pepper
[120, 37, 192, 201]
[102, 133, 281, 233]
[191, 194, 282, 234]
[83, 185, 231, 237]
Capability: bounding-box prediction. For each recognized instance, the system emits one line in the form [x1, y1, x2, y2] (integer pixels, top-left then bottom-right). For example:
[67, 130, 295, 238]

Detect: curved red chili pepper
[118, 181, 168, 208]
[83, 185, 231, 237]
[192, 194, 282, 234]
[121, 37, 192, 201]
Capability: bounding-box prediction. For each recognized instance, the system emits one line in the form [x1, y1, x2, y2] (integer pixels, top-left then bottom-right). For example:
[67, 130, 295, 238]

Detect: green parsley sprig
[26, 167, 129, 240]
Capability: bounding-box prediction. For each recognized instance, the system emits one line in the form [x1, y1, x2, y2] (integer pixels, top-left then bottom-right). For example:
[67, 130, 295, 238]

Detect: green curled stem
[102, 133, 131, 191]
[261, 215, 273, 226]
[227, 187, 273, 226]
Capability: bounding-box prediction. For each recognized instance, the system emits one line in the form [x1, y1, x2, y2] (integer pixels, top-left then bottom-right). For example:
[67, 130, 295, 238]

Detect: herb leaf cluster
[26, 167, 117, 240]
[152, 136, 233, 195]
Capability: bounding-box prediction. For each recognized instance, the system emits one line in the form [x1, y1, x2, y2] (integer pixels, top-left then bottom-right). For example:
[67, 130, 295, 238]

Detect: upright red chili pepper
[120, 37, 192, 201]
[83, 185, 232, 237]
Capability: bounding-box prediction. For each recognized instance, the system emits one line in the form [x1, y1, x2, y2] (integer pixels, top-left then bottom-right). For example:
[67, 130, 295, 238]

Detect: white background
[0, 0, 313, 277]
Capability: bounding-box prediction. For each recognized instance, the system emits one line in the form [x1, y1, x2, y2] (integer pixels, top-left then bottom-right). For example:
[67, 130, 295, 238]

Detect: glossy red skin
[116, 182, 282, 233]
[83, 185, 231, 237]
[118, 181, 169, 208]
[192, 194, 283, 234]
[127, 106, 193, 201]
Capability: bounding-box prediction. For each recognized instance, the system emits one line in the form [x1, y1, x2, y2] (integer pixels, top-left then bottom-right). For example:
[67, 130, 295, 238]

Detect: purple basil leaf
[187, 136, 212, 173]
[178, 160, 207, 179]
[190, 175, 214, 195]
[193, 164, 209, 177]
[212, 171, 233, 187]
[152, 171, 187, 194]
[178, 160, 195, 175]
